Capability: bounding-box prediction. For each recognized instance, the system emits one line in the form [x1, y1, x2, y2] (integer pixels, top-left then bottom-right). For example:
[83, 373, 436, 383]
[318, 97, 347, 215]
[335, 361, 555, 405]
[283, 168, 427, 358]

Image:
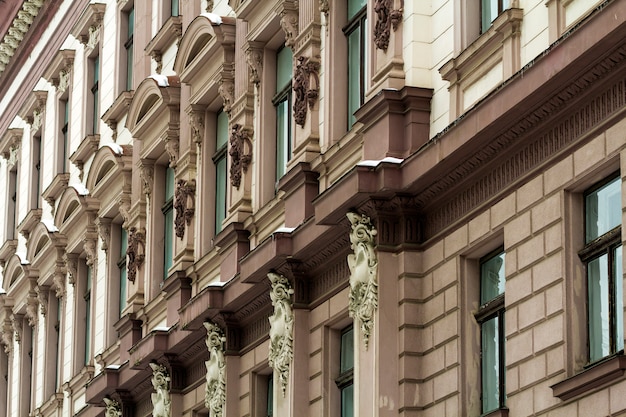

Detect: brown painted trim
[551, 355, 626, 400]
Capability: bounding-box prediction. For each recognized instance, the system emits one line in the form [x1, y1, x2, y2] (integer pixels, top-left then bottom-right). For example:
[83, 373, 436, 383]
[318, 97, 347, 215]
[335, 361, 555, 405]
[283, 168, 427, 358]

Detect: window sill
[483, 408, 509, 417]
[551, 355, 626, 400]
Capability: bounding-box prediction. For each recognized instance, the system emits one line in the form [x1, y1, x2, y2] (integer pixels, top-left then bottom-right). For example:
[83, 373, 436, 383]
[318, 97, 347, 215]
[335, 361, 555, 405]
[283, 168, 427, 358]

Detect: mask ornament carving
[373, 0, 403, 51]
[150, 363, 171, 417]
[229, 124, 253, 189]
[204, 322, 226, 417]
[268, 272, 295, 397]
[293, 56, 320, 127]
[126, 227, 146, 283]
[174, 179, 196, 239]
[346, 212, 378, 349]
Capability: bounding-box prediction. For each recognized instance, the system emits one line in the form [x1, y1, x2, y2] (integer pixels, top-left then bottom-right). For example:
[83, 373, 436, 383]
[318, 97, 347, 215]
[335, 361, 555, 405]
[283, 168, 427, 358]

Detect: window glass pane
[215, 156, 227, 233]
[126, 44, 133, 91]
[480, 251, 505, 304]
[588, 254, 610, 361]
[266, 374, 273, 417]
[276, 47, 293, 93]
[120, 264, 127, 315]
[164, 207, 173, 279]
[615, 245, 624, 353]
[586, 177, 621, 242]
[340, 327, 354, 373]
[347, 27, 361, 127]
[276, 99, 289, 180]
[481, 316, 500, 414]
[348, 0, 366, 20]
[341, 383, 354, 417]
[128, 8, 134, 37]
[216, 111, 229, 149]
[171, 0, 179, 17]
[165, 167, 175, 200]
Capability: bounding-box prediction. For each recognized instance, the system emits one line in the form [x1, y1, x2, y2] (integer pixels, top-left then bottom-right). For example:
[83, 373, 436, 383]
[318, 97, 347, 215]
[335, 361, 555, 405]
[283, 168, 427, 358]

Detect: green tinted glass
[480, 251, 505, 304]
[216, 111, 229, 150]
[481, 316, 501, 414]
[276, 47, 293, 93]
[215, 156, 227, 233]
[588, 253, 610, 361]
[348, 0, 366, 20]
[585, 176, 621, 243]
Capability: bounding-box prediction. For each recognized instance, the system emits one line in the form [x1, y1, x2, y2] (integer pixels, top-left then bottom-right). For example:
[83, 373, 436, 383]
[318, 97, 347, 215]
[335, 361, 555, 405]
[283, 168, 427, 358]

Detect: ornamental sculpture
[268, 272, 295, 397]
[150, 363, 171, 417]
[373, 0, 403, 51]
[293, 56, 320, 127]
[174, 179, 196, 239]
[346, 212, 378, 349]
[229, 124, 253, 189]
[103, 397, 122, 417]
[204, 322, 226, 417]
[126, 227, 146, 283]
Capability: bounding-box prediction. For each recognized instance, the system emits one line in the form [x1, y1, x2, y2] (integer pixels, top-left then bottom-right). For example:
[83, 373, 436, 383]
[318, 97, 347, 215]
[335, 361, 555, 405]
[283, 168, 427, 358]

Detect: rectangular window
[125, 7, 134, 91]
[54, 298, 61, 389]
[481, 0, 510, 33]
[171, 0, 179, 17]
[581, 174, 623, 363]
[335, 326, 354, 417]
[91, 55, 100, 134]
[476, 249, 506, 414]
[266, 374, 273, 417]
[214, 110, 228, 234]
[118, 227, 128, 316]
[31, 135, 41, 209]
[60, 99, 69, 172]
[344, 0, 367, 128]
[8, 165, 17, 240]
[162, 167, 175, 280]
[274, 46, 293, 182]
[84, 265, 92, 365]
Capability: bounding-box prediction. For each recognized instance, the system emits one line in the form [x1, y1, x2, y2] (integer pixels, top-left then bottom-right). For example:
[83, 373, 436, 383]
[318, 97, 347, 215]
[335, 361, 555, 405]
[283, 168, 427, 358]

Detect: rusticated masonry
[126, 227, 145, 283]
[174, 179, 196, 239]
[346, 212, 378, 349]
[205, 322, 226, 417]
[229, 124, 252, 189]
[268, 272, 295, 397]
[150, 363, 171, 417]
[293, 56, 320, 127]
[373, 0, 403, 51]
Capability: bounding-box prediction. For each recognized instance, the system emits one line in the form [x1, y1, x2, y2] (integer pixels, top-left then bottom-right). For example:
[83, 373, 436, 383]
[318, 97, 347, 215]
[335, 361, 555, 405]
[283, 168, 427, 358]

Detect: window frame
[117, 226, 128, 316]
[474, 248, 507, 415]
[213, 110, 228, 234]
[161, 166, 175, 280]
[272, 45, 293, 183]
[89, 54, 100, 135]
[335, 325, 354, 417]
[124, 6, 135, 92]
[343, 1, 367, 128]
[480, 0, 510, 34]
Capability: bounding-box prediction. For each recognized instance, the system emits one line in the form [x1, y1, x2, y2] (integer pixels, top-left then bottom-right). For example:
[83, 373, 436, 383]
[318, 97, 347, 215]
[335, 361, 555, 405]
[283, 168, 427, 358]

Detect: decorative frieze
[174, 179, 196, 239]
[126, 227, 146, 283]
[150, 363, 171, 417]
[373, 0, 403, 51]
[346, 212, 378, 349]
[293, 56, 320, 127]
[268, 272, 294, 397]
[229, 124, 253, 189]
[204, 322, 226, 417]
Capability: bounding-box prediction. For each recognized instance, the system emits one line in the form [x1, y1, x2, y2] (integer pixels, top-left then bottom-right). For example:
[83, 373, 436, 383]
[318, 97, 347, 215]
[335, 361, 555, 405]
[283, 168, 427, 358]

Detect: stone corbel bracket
[268, 272, 295, 397]
[229, 124, 253, 189]
[149, 363, 171, 417]
[293, 56, 320, 127]
[187, 105, 205, 145]
[174, 179, 196, 239]
[346, 212, 378, 349]
[244, 41, 264, 88]
[103, 398, 122, 417]
[374, 0, 403, 51]
[204, 322, 226, 417]
[276, 0, 299, 49]
[126, 226, 146, 283]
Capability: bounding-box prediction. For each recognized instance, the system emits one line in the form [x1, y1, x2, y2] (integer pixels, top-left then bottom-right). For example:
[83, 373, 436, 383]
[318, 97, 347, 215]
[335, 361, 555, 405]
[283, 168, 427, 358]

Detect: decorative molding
[293, 56, 320, 127]
[25, 290, 38, 327]
[42, 49, 75, 91]
[164, 135, 180, 168]
[373, 0, 403, 51]
[218, 80, 235, 115]
[206, 0, 215, 12]
[229, 124, 253, 189]
[138, 160, 155, 199]
[268, 272, 294, 397]
[64, 253, 78, 287]
[118, 195, 131, 228]
[36, 285, 49, 317]
[244, 42, 264, 87]
[150, 363, 171, 417]
[70, 134, 100, 180]
[103, 397, 122, 417]
[84, 237, 97, 267]
[71, 3, 106, 49]
[145, 16, 183, 75]
[278, 2, 299, 49]
[0, 128, 22, 164]
[204, 322, 226, 417]
[319, 0, 329, 19]
[95, 217, 112, 253]
[346, 212, 378, 349]
[174, 179, 196, 239]
[1, 316, 12, 353]
[126, 227, 145, 283]
[187, 105, 205, 145]
[10, 313, 23, 344]
[0, 0, 45, 76]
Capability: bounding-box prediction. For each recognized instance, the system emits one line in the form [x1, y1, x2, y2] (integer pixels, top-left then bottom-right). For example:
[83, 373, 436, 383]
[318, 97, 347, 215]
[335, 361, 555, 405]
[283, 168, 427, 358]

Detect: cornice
[145, 16, 182, 74]
[0, 128, 23, 160]
[70, 2, 106, 47]
[0, 0, 45, 76]
[42, 49, 75, 89]
[17, 89, 47, 125]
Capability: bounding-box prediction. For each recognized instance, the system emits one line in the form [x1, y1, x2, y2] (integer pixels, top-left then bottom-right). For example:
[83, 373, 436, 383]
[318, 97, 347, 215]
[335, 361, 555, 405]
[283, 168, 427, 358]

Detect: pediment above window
[86, 144, 133, 201]
[18, 90, 47, 133]
[70, 2, 106, 48]
[146, 16, 183, 74]
[0, 128, 23, 162]
[42, 49, 75, 91]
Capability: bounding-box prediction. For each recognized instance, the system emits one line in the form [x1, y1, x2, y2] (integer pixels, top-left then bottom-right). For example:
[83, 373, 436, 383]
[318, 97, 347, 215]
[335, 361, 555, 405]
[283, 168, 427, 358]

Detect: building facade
[0, 0, 625, 416]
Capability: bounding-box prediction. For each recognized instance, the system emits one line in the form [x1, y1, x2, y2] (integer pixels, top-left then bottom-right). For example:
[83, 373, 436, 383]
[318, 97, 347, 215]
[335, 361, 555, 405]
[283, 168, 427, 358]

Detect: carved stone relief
[244, 43, 263, 87]
[204, 322, 226, 417]
[25, 291, 38, 327]
[268, 272, 294, 397]
[139, 162, 155, 199]
[165, 138, 180, 168]
[187, 107, 205, 145]
[346, 212, 378, 349]
[174, 179, 196, 239]
[84, 237, 97, 267]
[103, 397, 122, 417]
[206, 0, 215, 12]
[36, 285, 48, 316]
[229, 124, 252, 189]
[320, 0, 329, 19]
[96, 217, 112, 253]
[64, 253, 78, 287]
[373, 0, 403, 51]
[150, 363, 171, 417]
[10, 314, 22, 344]
[1, 319, 12, 353]
[218, 80, 235, 115]
[279, 8, 299, 49]
[293, 56, 320, 127]
[126, 227, 145, 283]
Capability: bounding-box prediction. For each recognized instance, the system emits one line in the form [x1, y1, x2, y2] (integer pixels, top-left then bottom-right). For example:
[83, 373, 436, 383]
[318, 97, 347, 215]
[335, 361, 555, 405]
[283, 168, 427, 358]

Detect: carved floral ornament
[293, 56, 320, 127]
[174, 179, 196, 239]
[126, 227, 146, 283]
[150, 363, 172, 417]
[373, 0, 403, 51]
[229, 124, 253, 189]
[268, 272, 295, 397]
[204, 322, 226, 417]
[103, 397, 122, 417]
[346, 212, 378, 349]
